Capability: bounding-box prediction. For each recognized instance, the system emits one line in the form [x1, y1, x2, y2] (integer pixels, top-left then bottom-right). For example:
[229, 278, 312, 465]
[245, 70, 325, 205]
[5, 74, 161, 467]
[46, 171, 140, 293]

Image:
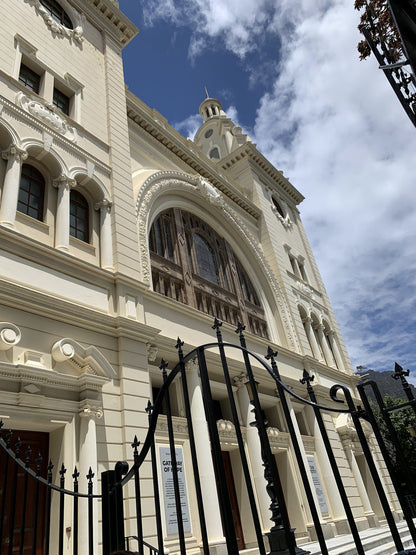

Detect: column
[327, 331, 344, 369]
[186, 359, 226, 551]
[54, 176, 75, 251]
[303, 317, 322, 360]
[78, 405, 102, 554]
[346, 448, 373, 514]
[95, 199, 113, 270]
[317, 325, 336, 367]
[0, 145, 27, 228]
[235, 375, 272, 531]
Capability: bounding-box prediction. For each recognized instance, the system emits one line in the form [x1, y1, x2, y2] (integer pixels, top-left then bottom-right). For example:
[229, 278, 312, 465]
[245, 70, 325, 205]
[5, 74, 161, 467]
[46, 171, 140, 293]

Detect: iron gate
[0, 319, 415, 555]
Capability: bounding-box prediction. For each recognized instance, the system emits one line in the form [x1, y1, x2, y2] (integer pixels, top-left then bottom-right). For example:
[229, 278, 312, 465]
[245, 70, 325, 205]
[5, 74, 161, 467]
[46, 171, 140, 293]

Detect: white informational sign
[307, 456, 329, 514]
[159, 446, 191, 535]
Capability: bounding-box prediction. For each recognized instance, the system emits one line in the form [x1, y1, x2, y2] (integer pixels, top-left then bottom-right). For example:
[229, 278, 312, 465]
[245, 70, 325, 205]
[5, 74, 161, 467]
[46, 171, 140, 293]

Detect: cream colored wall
[0, 0, 108, 144]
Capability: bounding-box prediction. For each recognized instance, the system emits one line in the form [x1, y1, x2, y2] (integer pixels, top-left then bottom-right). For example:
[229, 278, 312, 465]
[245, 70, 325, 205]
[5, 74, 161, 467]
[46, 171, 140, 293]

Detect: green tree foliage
[371, 395, 416, 483]
[354, 0, 403, 61]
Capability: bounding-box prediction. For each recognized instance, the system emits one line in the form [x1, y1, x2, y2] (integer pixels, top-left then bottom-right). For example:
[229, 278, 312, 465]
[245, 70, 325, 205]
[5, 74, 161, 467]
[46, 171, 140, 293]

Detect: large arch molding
[136, 170, 301, 351]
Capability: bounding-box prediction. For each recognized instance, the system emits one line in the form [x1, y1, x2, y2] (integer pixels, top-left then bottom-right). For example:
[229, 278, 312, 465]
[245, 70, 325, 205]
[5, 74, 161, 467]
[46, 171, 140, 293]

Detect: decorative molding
[217, 419, 241, 445]
[0, 323, 22, 351]
[16, 92, 78, 142]
[196, 176, 224, 207]
[51, 338, 116, 379]
[268, 429, 290, 450]
[25, 0, 84, 43]
[136, 171, 300, 351]
[147, 343, 158, 362]
[156, 415, 188, 436]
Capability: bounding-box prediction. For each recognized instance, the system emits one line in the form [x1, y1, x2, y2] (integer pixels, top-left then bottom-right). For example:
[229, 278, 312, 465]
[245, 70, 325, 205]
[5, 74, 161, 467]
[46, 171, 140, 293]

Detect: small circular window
[204, 129, 213, 138]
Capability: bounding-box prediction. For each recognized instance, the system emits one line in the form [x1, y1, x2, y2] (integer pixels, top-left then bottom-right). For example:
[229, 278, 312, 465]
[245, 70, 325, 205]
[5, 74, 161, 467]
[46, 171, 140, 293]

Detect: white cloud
[251, 0, 416, 378]
[142, 0, 278, 59]
[173, 113, 201, 140]
[144, 0, 416, 382]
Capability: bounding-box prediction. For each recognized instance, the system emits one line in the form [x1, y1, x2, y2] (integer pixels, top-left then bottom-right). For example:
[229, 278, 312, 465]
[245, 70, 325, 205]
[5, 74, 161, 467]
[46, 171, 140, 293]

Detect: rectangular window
[19, 63, 40, 94]
[53, 87, 70, 115]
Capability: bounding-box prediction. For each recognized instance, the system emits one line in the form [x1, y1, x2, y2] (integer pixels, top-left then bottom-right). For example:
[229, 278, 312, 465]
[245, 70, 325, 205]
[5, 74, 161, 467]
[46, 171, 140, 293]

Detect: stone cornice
[72, 0, 138, 46]
[126, 92, 260, 221]
[219, 143, 305, 206]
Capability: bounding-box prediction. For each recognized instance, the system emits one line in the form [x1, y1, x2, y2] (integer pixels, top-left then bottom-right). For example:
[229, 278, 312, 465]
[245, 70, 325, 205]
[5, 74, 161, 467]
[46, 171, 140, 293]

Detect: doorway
[222, 451, 245, 550]
[0, 430, 49, 554]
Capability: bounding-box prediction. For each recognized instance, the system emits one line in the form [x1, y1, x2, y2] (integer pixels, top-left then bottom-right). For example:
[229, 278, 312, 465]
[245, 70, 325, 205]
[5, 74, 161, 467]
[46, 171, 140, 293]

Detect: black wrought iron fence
[1, 319, 416, 555]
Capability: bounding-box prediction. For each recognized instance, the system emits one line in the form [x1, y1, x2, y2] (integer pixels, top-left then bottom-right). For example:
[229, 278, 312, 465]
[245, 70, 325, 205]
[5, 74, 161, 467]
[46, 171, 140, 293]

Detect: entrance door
[0, 430, 49, 554]
[222, 451, 245, 550]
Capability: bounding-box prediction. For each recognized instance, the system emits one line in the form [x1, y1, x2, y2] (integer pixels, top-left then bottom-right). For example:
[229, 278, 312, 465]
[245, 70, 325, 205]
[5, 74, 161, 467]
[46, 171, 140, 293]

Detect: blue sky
[119, 0, 416, 385]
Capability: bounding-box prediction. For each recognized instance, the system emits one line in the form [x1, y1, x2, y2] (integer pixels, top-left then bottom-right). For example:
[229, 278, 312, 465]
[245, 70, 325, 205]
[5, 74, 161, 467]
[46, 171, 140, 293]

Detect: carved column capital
[53, 175, 76, 190]
[79, 403, 103, 420]
[2, 145, 27, 162]
[185, 357, 199, 375]
[94, 198, 112, 212]
[233, 371, 248, 389]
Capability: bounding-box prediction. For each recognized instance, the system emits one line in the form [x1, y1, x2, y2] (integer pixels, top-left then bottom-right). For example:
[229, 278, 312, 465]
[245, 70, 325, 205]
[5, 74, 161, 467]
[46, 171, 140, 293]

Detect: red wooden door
[0, 430, 49, 554]
[222, 451, 245, 550]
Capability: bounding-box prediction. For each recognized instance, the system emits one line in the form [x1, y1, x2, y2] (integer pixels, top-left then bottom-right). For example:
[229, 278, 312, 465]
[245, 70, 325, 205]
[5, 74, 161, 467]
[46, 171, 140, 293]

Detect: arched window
[17, 164, 45, 221]
[149, 208, 268, 338]
[70, 190, 89, 242]
[40, 0, 73, 28]
[194, 233, 219, 285]
[209, 147, 220, 160]
[272, 197, 285, 219]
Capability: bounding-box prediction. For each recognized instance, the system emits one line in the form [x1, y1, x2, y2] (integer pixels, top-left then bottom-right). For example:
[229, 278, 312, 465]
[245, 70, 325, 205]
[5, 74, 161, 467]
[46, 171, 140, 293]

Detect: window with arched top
[209, 147, 220, 159]
[272, 197, 285, 219]
[70, 190, 89, 242]
[40, 0, 73, 28]
[17, 164, 45, 221]
[149, 208, 268, 338]
[193, 232, 219, 285]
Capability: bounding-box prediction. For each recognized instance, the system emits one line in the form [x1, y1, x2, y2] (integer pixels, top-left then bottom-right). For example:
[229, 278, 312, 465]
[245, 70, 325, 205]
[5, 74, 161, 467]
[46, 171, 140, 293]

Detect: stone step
[298, 521, 415, 555]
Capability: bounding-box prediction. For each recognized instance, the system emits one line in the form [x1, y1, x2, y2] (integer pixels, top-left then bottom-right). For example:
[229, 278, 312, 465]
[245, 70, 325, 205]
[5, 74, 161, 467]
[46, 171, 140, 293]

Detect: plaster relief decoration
[51, 338, 117, 379]
[299, 281, 315, 299]
[196, 175, 224, 207]
[16, 92, 78, 143]
[146, 343, 158, 362]
[0, 322, 21, 350]
[25, 0, 84, 43]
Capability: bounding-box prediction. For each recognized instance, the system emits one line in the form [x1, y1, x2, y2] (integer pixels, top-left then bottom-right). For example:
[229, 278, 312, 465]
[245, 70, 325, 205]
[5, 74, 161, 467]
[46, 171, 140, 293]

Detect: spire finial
[204, 86, 209, 99]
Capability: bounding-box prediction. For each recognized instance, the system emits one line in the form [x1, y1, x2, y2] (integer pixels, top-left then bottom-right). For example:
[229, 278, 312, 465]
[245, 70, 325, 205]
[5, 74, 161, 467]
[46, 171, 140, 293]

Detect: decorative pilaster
[0, 145, 28, 228]
[54, 176, 76, 251]
[185, 358, 226, 547]
[95, 199, 113, 270]
[78, 403, 102, 554]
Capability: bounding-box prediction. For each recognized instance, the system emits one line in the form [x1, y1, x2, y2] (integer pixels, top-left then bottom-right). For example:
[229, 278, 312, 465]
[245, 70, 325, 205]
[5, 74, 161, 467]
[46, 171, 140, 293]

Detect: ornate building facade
[0, 0, 400, 552]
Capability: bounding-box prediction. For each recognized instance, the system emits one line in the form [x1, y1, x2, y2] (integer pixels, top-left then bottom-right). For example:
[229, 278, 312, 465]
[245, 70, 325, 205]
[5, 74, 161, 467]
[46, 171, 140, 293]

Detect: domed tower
[194, 93, 252, 161]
